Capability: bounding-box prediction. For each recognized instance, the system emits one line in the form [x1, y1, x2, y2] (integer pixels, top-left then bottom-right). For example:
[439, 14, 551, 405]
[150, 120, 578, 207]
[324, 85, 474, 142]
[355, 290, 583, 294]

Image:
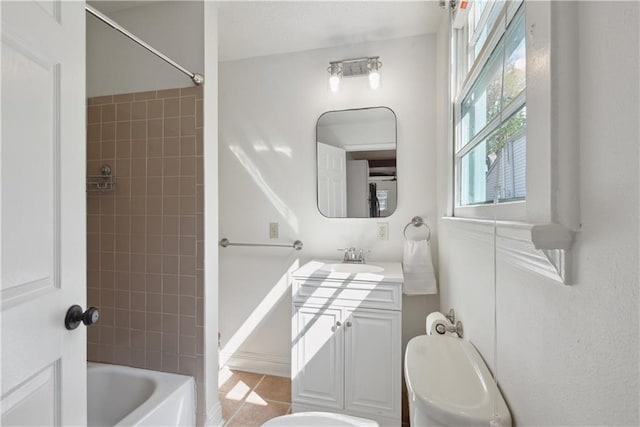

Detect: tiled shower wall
[86, 87, 204, 386]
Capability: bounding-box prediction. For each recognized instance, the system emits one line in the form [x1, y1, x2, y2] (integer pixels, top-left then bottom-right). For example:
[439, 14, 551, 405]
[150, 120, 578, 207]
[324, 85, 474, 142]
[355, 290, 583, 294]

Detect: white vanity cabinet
[291, 261, 403, 426]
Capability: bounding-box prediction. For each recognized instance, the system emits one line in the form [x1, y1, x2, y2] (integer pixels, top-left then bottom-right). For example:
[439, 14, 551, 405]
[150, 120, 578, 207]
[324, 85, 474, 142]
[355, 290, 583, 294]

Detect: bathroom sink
[321, 263, 384, 274]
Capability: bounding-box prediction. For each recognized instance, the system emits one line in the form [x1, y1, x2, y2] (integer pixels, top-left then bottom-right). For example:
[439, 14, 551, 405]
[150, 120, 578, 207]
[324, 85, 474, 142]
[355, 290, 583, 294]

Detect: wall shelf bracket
[531, 223, 575, 285]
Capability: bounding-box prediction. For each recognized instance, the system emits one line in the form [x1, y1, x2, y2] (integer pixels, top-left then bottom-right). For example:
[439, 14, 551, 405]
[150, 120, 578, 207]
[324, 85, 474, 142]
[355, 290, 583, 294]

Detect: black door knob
[65, 305, 100, 330]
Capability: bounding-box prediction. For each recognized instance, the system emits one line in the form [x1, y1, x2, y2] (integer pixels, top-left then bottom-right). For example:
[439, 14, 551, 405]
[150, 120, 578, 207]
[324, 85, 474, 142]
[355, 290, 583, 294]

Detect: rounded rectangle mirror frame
[316, 106, 397, 218]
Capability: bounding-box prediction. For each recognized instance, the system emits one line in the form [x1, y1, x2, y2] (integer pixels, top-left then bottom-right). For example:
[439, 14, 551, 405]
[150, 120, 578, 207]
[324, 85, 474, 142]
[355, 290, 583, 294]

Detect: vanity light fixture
[327, 56, 382, 92]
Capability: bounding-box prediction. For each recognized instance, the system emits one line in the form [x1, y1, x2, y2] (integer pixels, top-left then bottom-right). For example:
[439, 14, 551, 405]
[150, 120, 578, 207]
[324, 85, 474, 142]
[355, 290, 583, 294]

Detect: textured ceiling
[217, 1, 443, 62]
[88, 1, 443, 62]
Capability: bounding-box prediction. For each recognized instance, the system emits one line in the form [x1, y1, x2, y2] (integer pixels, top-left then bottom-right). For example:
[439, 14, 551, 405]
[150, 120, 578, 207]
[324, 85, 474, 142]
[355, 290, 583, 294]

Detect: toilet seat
[261, 411, 379, 427]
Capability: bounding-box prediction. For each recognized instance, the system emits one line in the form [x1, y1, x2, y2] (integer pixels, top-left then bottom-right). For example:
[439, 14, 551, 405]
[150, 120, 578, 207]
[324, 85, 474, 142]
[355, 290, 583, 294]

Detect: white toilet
[404, 335, 512, 427]
[262, 411, 379, 427]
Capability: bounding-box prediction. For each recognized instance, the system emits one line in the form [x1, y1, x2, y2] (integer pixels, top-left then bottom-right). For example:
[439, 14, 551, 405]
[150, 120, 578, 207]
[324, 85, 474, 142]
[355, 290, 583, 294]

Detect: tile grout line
[222, 373, 266, 426]
[221, 372, 292, 426]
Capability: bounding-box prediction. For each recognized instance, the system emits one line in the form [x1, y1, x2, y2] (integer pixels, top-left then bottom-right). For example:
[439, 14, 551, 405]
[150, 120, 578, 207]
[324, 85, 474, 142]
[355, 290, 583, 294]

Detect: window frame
[453, 0, 527, 220]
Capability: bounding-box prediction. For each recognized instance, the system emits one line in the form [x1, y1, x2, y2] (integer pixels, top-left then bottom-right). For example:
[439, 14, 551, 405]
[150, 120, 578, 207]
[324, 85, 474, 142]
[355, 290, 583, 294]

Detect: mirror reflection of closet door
[317, 142, 347, 217]
[346, 160, 369, 218]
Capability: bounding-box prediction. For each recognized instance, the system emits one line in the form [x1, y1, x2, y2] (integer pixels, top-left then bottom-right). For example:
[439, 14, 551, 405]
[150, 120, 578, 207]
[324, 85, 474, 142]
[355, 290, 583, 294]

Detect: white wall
[219, 35, 439, 376]
[86, 1, 204, 97]
[436, 2, 639, 425]
[203, 3, 221, 425]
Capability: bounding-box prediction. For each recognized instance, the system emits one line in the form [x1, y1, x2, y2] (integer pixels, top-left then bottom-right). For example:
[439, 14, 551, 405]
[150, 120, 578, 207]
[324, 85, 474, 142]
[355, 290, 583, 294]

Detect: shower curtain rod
[85, 5, 204, 86]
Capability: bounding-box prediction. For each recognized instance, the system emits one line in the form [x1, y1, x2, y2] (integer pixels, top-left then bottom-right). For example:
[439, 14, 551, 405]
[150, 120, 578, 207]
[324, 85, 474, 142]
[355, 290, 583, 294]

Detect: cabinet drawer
[293, 279, 401, 311]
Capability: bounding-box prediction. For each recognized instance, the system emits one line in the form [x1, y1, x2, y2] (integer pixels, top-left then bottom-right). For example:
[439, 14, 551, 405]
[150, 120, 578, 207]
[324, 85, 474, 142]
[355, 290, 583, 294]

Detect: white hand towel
[402, 239, 437, 295]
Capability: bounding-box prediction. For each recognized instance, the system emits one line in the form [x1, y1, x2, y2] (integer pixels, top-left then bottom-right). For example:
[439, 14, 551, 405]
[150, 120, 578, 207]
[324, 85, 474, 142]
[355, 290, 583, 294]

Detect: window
[444, 1, 580, 284]
[454, 1, 526, 214]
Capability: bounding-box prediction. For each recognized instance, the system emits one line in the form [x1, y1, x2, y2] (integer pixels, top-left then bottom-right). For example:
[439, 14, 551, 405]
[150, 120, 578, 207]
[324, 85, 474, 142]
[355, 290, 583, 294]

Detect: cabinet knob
[336, 321, 342, 327]
[346, 321, 352, 327]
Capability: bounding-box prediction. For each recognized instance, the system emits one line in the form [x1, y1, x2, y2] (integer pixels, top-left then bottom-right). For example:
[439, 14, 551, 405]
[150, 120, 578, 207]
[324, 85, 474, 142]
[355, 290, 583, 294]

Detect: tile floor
[219, 367, 410, 426]
[219, 367, 292, 426]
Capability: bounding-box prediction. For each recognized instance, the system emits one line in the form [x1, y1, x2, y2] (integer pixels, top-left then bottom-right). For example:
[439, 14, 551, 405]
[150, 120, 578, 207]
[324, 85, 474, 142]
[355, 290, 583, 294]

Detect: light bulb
[369, 70, 380, 90]
[368, 58, 382, 90]
[329, 74, 341, 93]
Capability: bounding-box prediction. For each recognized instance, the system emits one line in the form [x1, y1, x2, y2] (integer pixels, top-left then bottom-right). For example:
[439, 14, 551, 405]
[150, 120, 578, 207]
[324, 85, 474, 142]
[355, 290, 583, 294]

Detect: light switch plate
[269, 222, 279, 239]
[377, 222, 389, 240]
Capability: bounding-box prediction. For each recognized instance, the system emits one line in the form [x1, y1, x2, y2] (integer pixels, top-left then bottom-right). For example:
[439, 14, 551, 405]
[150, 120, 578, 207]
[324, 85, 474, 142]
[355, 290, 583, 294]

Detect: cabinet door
[344, 309, 401, 419]
[292, 305, 343, 409]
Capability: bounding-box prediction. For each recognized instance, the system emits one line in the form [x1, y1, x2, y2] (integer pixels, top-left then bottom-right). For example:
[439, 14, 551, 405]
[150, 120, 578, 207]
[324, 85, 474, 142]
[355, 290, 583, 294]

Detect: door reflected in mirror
[316, 107, 397, 218]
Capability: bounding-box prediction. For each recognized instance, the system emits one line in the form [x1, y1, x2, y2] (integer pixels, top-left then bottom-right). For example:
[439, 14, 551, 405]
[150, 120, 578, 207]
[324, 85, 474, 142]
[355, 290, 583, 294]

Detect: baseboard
[205, 401, 223, 427]
[221, 350, 290, 378]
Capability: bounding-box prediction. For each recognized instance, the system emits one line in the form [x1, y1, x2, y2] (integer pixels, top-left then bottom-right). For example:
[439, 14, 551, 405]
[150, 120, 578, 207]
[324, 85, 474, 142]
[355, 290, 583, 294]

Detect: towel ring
[403, 216, 431, 241]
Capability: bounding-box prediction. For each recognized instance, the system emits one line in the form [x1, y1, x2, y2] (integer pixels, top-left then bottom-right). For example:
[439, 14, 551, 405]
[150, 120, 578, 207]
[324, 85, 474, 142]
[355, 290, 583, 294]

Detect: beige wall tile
[130, 349, 146, 368]
[157, 88, 180, 99]
[146, 350, 162, 370]
[86, 87, 203, 378]
[180, 116, 195, 136]
[180, 96, 196, 116]
[113, 93, 134, 103]
[162, 314, 179, 334]
[180, 87, 198, 97]
[116, 103, 132, 121]
[101, 140, 116, 159]
[148, 120, 163, 139]
[147, 293, 162, 313]
[162, 352, 178, 372]
[115, 159, 131, 178]
[145, 331, 161, 351]
[162, 294, 179, 315]
[164, 137, 180, 156]
[163, 216, 180, 236]
[148, 100, 163, 119]
[101, 123, 116, 142]
[89, 95, 114, 105]
[134, 90, 157, 101]
[131, 102, 147, 120]
[163, 275, 180, 295]
[114, 310, 130, 329]
[164, 117, 179, 137]
[164, 98, 180, 117]
[101, 104, 116, 122]
[162, 334, 179, 354]
[116, 121, 131, 140]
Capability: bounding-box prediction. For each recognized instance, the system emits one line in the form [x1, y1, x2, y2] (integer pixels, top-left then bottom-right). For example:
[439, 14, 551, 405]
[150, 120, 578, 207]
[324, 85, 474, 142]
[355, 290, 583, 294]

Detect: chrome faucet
[341, 247, 365, 264]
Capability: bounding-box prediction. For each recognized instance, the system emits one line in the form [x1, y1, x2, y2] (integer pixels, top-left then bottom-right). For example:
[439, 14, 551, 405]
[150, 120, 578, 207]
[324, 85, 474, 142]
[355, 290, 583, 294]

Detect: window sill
[440, 216, 575, 285]
[454, 200, 526, 221]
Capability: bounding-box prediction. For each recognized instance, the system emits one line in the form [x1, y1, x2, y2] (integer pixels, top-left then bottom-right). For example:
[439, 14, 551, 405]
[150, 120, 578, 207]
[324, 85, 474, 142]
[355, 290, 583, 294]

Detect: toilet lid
[261, 412, 379, 427]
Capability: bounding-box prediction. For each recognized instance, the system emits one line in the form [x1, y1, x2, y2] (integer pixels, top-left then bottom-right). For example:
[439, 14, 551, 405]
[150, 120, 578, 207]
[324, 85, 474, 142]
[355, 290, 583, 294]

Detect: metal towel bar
[219, 238, 303, 251]
[403, 216, 431, 241]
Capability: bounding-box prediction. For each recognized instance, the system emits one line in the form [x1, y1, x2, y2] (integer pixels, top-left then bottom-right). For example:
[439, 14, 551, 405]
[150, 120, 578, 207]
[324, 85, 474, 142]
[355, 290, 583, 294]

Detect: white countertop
[292, 259, 404, 284]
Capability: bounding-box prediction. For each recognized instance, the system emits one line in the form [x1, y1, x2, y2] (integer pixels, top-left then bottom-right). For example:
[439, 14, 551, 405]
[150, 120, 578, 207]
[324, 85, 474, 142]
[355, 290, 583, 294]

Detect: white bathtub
[87, 363, 195, 427]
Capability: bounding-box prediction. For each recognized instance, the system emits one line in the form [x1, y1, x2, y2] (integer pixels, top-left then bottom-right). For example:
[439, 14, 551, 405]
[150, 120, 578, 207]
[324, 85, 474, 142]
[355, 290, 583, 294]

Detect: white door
[292, 305, 343, 410]
[1, 1, 87, 425]
[317, 142, 347, 217]
[344, 309, 401, 419]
